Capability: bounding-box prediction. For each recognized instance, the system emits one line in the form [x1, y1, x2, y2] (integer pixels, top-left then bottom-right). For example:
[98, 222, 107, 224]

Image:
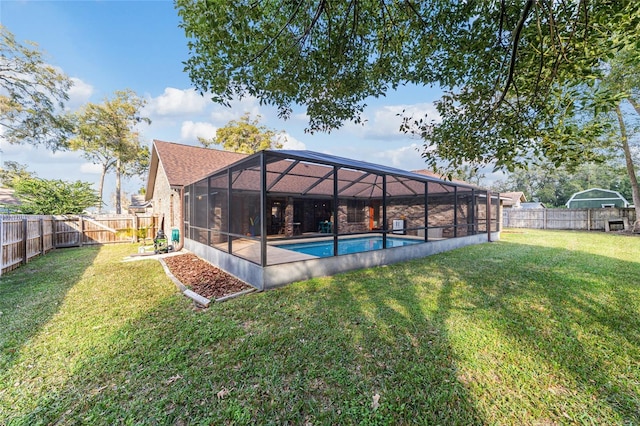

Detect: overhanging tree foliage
[177, 1, 639, 171]
[0, 25, 73, 150]
[198, 112, 285, 153]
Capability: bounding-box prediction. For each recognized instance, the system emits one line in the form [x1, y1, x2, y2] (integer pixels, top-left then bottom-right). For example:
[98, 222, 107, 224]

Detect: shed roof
[565, 187, 630, 208]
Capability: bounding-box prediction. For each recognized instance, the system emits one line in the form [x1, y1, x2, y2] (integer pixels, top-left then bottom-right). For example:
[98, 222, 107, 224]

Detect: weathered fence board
[503, 207, 637, 231]
[0, 214, 158, 275]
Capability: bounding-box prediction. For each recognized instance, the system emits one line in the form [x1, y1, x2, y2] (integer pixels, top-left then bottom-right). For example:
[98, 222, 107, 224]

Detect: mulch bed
[163, 253, 253, 300]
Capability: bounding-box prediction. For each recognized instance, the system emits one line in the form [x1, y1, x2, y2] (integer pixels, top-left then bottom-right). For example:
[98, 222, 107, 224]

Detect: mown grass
[0, 230, 639, 425]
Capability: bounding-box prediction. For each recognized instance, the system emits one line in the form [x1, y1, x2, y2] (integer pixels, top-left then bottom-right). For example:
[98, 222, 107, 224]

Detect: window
[347, 199, 365, 223]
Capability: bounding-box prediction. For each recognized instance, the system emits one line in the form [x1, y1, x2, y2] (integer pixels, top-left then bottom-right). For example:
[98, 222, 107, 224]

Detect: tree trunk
[628, 97, 640, 116]
[115, 157, 122, 214]
[615, 103, 640, 232]
[97, 165, 107, 214]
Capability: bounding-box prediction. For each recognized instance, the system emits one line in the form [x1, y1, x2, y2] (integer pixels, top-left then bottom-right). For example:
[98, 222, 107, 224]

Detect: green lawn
[1, 230, 639, 425]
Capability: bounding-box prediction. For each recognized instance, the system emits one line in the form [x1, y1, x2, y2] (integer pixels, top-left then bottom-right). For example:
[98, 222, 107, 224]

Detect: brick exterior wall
[152, 161, 182, 237]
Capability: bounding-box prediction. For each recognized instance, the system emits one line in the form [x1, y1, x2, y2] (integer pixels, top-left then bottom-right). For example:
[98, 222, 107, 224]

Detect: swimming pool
[274, 236, 421, 257]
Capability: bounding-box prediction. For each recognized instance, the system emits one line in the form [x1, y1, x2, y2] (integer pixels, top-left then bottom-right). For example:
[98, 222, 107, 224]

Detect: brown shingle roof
[501, 191, 527, 207]
[0, 188, 20, 206]
[411, 169, 479, 187]
[145, 140, 249, 200]
[154, 140, 248, 186]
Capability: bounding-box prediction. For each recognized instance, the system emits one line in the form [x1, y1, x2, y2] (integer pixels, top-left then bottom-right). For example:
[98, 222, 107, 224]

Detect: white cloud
[66, 77, 94, 110]
[279, 133, 306, 150]
[209, 96, 262, 124]
[80, 162, 103, 174]
[371, 143, 425, 170]
[180, 120, 217, 143]
[293, 111, 309, 122]
[146, 87, 208, 116]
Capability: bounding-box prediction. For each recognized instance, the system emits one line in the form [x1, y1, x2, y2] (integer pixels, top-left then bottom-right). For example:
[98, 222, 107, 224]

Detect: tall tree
[572, 45, 640, 229]
[0, 25, 73, 150]
[69, 90, 150, 213]
[198, 112, 285, 153]
[11, 177, 100, 215]
[177, 1, 639, 171]
[614, 103, 640, 230]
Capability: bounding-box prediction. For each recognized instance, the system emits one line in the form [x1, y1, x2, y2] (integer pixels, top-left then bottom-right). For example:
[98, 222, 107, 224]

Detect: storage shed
[565, 188, 630, 209]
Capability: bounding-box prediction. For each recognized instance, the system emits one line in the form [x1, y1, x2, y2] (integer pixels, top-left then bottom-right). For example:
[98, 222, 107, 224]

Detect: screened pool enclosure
[183, 150, 500, 289]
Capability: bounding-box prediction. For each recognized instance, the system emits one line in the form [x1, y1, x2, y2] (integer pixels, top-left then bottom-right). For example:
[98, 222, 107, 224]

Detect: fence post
[79, 216, 84, 247]
[22, 218, 28, 265]
[486, 191, 492, 241]
[133, 214, 139, 243]
[543, 209, 547, 230]
[40, 218, 44, 255]
[0, 217, 3, 277]
[587, 209, 591, 231]
[52, 216, 58, 248]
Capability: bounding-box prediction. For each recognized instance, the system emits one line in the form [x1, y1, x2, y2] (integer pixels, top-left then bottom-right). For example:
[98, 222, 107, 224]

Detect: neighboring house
[127, 194, 153, 214]
[565, 188, 630, 209]
[501, 191, 527, 208]
[145, 140, 247, 238]
[0, 188, 21, 213]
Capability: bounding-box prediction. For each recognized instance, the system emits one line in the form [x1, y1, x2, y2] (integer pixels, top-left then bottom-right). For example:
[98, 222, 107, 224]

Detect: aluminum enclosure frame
[183, 150, 501, 289]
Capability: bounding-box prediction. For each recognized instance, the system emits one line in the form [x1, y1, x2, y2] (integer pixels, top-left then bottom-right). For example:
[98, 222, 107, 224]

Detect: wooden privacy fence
[503, 207, 637, 231]
[0, 214, 158, 275]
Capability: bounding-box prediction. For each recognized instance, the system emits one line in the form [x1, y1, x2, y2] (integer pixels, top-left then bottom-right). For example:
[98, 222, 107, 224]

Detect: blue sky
[1, 0, 463, 211]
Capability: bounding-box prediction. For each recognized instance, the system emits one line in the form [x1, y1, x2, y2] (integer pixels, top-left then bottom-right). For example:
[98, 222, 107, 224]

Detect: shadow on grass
[7, 261, 485, 424]
[0, 247, 100, 371]
[460, 241, 640, 422]
[5, 239, 640, 424]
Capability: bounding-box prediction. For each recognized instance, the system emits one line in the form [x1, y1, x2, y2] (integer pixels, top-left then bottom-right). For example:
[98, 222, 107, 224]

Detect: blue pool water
[275, 236, 421, 257]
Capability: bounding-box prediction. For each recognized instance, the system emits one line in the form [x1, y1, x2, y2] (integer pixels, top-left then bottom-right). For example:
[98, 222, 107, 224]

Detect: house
[501, 191, 527, 208]
[565, 188, 630, 209]
[127, 194, 153, 214]
[144, 144, 501, 289]
[144, 140, 247, 240]
[0, 188, 21, 213]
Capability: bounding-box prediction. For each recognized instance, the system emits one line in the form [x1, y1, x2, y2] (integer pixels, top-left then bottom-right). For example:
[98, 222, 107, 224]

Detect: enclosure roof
[270, 150, 475, 187]
[190, 149, 489, 198]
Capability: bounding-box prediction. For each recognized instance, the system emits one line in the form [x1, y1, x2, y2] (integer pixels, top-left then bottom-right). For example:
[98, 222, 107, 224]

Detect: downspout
[173, 186, 185, 251]
[487, 191, 492, 242]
